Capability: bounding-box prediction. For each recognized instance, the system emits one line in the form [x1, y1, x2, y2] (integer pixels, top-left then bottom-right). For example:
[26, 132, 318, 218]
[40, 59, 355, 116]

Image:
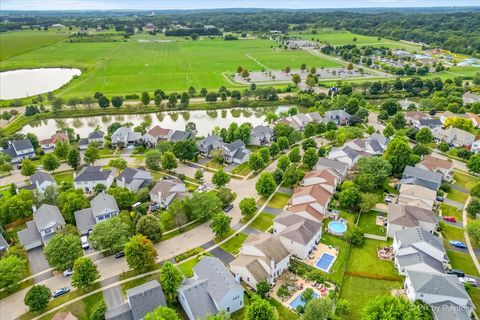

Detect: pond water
[19, 106, 292, 140]
[0, 68, 81, 100]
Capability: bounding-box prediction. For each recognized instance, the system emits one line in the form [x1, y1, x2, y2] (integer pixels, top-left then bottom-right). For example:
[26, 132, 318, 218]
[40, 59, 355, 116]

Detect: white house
[74, 166, 116, 192]
[222, 140, 251, 164]
[386, 204, 437, 238]
[249, 125, 275, 146]
[74, 193, 120, 235]
[230, 233, 291, 289]
[141, 126, 172, 147]
[178, 257, 244, 320]
[78, 131, 104, 150]
[1, 139, 35, 164]
[111, 127, 141, 147]
[273, 212, 322, 260]
[29, 171, 56, 193]
[432, 127, 475, 147]
[149, 178, 187, 208]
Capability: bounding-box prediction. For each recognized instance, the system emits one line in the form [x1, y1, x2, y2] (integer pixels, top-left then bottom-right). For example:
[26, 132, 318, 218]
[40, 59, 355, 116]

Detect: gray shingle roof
[395, 227, 445, 254]
[90, 193, 119, 218]
[315, 158, 348, 177]
[126, 280, 167, 320]
[30, 171, 55, 185]
[34, 205, 65, 231]
[275, 213, 322, 245]
[407, 270, 472, 302]
[170, 130, 194, 141]
[105, 303, 133, 320]
[88, 131, 104, 139]
[179, 279, 217, 320]
[418, 118, 442, 128]
[430, 301, 471, 320]
[12, 139, 34, 152]
[224, 140, 245, 152]
[402, 166, 443, 191]
[74, 166, 113, 182]
[397, 251, 445, 273]
[0, 233, 8, 250]
[78, 138, 89, 146]
[74, 208, 95, 234]
[252, 125, 273, 137]
[388, 204, 436, 227]
[17, 221, 42, 247]
[199, 135, 223, 148]
[116, 168, 152, 185]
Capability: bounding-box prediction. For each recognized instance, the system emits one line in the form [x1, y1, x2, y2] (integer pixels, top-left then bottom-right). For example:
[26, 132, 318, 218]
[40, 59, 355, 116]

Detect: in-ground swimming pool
[289, 289, 320, 310]
[315, 253, 336, 272]
[328, 220, 347, 236]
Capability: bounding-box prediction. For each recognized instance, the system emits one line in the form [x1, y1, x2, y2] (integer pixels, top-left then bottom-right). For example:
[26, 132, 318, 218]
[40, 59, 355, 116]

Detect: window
[227, 308, 230, 312]
[44, 228, 51, 234]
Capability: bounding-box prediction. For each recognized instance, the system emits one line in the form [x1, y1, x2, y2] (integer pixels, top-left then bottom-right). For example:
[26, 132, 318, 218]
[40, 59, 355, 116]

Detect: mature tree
[135, 215, 162, 243]
[124, 235, 157, 273]
[256, 281, 270, 298]
[283, 165, 304, 187]
[355, 157, 392, 192]
[107, 187, 136, 210]
[24, 285, 51, 312]
[190, 192, 222, 221]
[277, 155, 291, 171]
[338, 181, 361, 211]
[145, 150, 162, 171]
[98, 96, 110, 108]
[21, 159, 36, 177]
[467, 220, 480, 244]
[292, 73, 301, 86]
[385, 136, 414, 176]
[111, 96, 123, 108]
[277, 136, 289, 151]
[0, 153, 13, 172]
[256, 173, 277, 198]
[72, 257, 100, 289]
[415, 128, 434, 144]
[467, 198, 480, 218]
[248, 153, 265, 171]
[67, 148, 81, 170]
[44, 233, 83, 271]
[84, 143, 100, 165]
[159, 261, 184, 302]
[380, 98, 401, 116]
[42, 153, 60, 172]
[245, 295, 277, 320]
[301, 138, 317, 151]
[361, 295, 430, 320]
[51, 97, 64, 112]
[288, 147, 301, 163]
[412, 144, 431, 156]
[390, 112, 406, 130]
[345, 226, 364, 246]
[302, 296, 335, 320]
[204, 310, 231, 320]
[89, 301, 107, 320]
[217, 187, 236, 206]
[303, 148, 319, 169]
[212, 169, 231, 187]
[269, 142, 280, 158]
[141, 92, 150, 106]
[89, 216, 130, 254]
[467, 154, 480, 174]
[108, 158, 127, 171]
[144, 306, 180, 320]
[0, 255, 28, 290]
[211, 213, 232, 238]
[239, 197, 257, 218]
[54, 140, 70, 159]
[360, 193, 378, 213]
[172, 139, 198, 161]
[94, 183, 106, 193]
[0, 190, 34, 226]
[161, 151, 177, 170]
[383, 124, 395, 138]
[258, 147, 270, 163]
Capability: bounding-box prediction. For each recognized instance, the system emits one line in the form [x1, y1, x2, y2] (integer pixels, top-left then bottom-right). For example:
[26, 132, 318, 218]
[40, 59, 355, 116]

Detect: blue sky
[1, 0, 479, 10]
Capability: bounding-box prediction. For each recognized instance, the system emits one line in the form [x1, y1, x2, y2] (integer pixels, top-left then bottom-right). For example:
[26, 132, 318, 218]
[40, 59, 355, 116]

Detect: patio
[305, 243, 339, 272]
[377, 246, 394, 261]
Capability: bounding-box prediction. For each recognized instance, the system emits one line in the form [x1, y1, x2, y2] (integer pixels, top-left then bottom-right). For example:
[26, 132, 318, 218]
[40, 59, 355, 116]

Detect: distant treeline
[164, 27, 221, 37]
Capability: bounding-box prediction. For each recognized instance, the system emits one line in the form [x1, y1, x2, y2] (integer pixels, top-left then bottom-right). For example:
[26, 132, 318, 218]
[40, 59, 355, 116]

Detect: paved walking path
[462, 196, 480, 275]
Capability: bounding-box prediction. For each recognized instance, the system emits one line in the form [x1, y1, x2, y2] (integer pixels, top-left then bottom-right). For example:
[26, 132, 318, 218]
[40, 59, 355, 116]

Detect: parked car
[449, 240, 467, 249]
[443, 216, 457, 223]
[223, 204, 234, 212]
[63, 268, 73, 277]
[436, 196, 444, 202]
[115, 251, 125, 259]
[459, 276, 477, 286]
[81, 236, 90, 250]
[384, 194, 395, 203]
[447, 269, 465, 278]
[52, 287, 70, 298]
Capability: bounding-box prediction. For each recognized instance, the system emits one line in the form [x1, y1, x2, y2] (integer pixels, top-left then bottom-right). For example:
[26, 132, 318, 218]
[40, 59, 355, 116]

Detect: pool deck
[305, 243, 338, 271]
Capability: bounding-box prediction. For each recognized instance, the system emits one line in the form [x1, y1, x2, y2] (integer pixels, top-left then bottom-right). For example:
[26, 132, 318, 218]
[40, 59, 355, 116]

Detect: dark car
[223, 204, 234, 212]
[115, 251, 125, 259]
[436, 196, 444, 202]
[52, 287, 70, 298]
[447, 269, 465, 278]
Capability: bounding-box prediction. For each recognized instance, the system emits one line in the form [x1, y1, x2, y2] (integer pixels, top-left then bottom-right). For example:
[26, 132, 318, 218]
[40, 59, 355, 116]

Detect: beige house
[398, 184, 437, 211]
[416, 155, 454, 182]
[386, 204, 437, 238]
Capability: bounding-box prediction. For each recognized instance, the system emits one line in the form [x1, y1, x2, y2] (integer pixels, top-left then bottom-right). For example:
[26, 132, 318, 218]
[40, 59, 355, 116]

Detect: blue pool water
[328, 220, 347, 236]
[289, 289, 320, 310]
[315, 253, 335, 272]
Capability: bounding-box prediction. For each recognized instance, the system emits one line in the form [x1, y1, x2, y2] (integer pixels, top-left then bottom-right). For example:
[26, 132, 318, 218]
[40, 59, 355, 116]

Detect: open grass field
[248, 50, 342, 70]
[0, 30, 68, 61]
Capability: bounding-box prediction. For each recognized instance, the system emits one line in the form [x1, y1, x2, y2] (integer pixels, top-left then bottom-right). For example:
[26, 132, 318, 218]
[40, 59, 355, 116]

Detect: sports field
[248, 50, 342, 70]
[0, 29, 68, 60]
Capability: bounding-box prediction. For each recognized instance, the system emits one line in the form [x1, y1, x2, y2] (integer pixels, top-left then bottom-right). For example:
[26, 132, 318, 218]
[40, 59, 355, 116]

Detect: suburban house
[74, 193, 120, 235]
[78, 131, 104, 150]
[222, 140, 251, 164]
[404, 270, 474, 320]
[323, 110, 351, 125]
[315, 158, 349, 180]
[439, 111, 468, 124]
[39, 132, 69, 150]
[343, 134, 389, 155]
[393, 227, 448, 275]
[277, 112, 322, 131]
[400, 166, 443, 191]
[105, 280, 167, 320]
[141, 126, 172, 147]
[416, 118, 442, 130]
[463, 92, 480, 104]
[466, 112, 480, 128]
[472, 139, 480, 153]
[405, 111, 429, 126]
[18, 204, 66, 250]
[230, 233, 291, 289]
[73, 166, 116, 192]
[143, 23, 156, 32]
[28, 171, 56, 193]
[327, 145, 368, 168]
[178, 257, 244, 320]
[386, 204, 437, 238]
[398, 184, 437, 211]
[300, 169, 338, 193]
[115, 168, 152, 192]
[149, 177, 188, 208]
[111, 127, 141, 147]
[432, 127, 475, 147]
[0, 233, 9, 252]
[249, 125, 275, 146]
[273, 212, 322, 260]
[416, 155, 454, 182]
[289, 184, 333, 220]
[170, 130, 195, 143]
[198, 135, 225, 157]
[1, 139, 35, 163]
[399, 99, 418, 110]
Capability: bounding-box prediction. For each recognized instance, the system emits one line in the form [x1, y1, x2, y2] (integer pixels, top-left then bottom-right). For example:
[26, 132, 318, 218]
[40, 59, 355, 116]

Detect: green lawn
[447, 189, 468, 203]
[178, 253, 213, 277]
[249, 50, 341, 70]
[447, 250, 480, 277]
[53, 171, 74, 184]
[38, 292, 104, 320]
[469, 288, 480, 310]
[339, 276, 403, 320]
[319, 234, 350, 285]
[231, 294, 298, 320]
[259, 192, 291, 209]
[357, 211, 386, 236]
[204, 158, 225, 170]
[442, 224, 466, 243]
[250, 212, 276, 232]
[441, 203, 463, 222]
[453, 171, 479, 191]
[231, 162, 252, 176]
[220, 232, 248, 255]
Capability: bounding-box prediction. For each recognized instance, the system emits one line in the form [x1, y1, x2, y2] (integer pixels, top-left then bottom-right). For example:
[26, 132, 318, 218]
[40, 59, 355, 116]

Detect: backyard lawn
[220, 232, 248, 255]
[53, 171, 74, 184]
[440, 204, 463, 222]
[320, 234, 350, 285]
[250, 212, 276, 232]
[357, 211, 386, 236]
[447, 189, 468, 203]
[231, 294, 298, 320]
[37, 292, 104, 320]
[259, 192, 291, 209]
[447, 250, 480, 276]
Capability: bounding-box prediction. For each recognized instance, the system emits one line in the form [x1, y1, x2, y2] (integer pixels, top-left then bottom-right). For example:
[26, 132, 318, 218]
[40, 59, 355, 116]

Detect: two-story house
[400, 166, 443, 192]
[323, 110, 351, 125]
[73, 166, 116, 192]
[111, 127, 141, 147]
[386, 204, 437, 238]
[230, 233, 291, 289]
[249, 125, 275, 146]
[141, 126, 172, 147]
[115, 168, 152, 192]
[1, 139, 36, 164]
[149, 177, 188, 208]
[416, 155, 454, 182]
[18, 204, 66, 250]
[28, 171, 56, 193]
[39, 132, 69, 151]
[78, 131, 104, 150]
[74, 193, 119, 236]
[178, 257, 244, 320]
[170, 130, 195, 143]
[222, 140, 251, 164]
[198, 135, 225, 157]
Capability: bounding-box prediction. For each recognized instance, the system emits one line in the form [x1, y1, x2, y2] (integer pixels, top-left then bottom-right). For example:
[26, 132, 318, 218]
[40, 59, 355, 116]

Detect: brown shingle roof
[289, 203, 325, 222]
[420, 155, 453, 171]
[244, 233, 290, 263]
[293, 184, 333, 207]
[388, 203, 436, 227]
[147, 125, 171, 137]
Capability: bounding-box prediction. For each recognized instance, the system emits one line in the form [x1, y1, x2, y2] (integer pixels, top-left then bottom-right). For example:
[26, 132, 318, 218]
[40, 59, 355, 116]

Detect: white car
[63, 268, 73, 277]
[459, 276, 477, 286]
[81, 236, 90, 250]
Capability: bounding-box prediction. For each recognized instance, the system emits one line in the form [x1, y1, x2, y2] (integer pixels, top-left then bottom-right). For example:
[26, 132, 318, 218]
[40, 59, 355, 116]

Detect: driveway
[27, 247, 52, 282]
[102, 275, 124, 309]
[444, 198, 465, 210]
[209, 247, 235, 265]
